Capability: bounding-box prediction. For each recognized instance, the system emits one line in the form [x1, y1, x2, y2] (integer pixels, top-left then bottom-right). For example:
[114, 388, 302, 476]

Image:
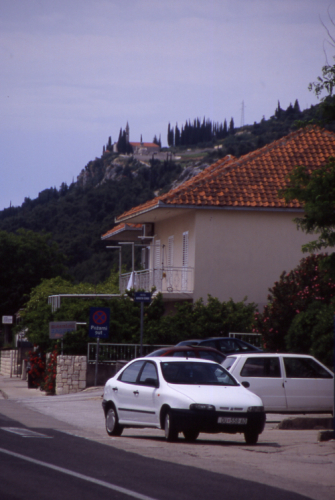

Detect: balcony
[120, 267, 194, 295]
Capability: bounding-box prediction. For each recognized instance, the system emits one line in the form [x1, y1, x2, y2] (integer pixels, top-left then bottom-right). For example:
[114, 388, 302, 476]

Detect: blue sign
[89, 307, 110, 339]
[134, 292, 152, 303]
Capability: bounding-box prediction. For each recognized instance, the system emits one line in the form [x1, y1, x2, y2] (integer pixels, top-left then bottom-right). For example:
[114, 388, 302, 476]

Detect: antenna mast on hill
[240, 100, 245, 127]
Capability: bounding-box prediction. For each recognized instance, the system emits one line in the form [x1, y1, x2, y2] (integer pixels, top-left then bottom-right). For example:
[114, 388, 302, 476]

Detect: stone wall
[56, 355, 87, 395]
[0, 350, 18, 377]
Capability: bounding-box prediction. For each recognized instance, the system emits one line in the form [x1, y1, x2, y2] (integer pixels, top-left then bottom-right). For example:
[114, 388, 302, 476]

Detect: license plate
[218, 417, 247, 425]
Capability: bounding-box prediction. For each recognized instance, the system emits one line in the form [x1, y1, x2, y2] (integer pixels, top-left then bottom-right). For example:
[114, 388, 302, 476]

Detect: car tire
[183, 429, 199, 442]
[105, 407, 123, 437]
[164, 411, 178, 441]
[244, 429, 259, 445]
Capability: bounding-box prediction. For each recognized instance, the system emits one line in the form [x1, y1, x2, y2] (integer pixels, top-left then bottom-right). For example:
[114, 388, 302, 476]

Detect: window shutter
[155, 240, 161, 268]
[182, 232, 189, 267]
[168, 236, 174, 267]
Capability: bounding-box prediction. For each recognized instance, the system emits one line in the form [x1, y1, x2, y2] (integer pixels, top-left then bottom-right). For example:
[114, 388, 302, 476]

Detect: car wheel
[183, 429, 199, 442]
[164, 411, 178, 441]
[105, 407, 123, 437]
[244, 429, 259, 445]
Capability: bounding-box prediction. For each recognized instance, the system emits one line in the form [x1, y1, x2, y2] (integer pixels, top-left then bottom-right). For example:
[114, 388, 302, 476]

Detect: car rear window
[283, 357, 333, 379]
[197, 351, 225, 363]
[240, 357, 281, 378]
[161, 361, 238, 386]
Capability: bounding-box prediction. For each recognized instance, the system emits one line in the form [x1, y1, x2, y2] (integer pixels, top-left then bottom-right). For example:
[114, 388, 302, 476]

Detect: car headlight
[247, 406, 264, 412]
[190, 404, 216, 411]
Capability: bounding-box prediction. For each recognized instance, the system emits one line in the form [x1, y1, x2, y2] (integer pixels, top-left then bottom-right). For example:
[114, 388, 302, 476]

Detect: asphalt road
[0, 382, 334, 500]
[0, 402, 313, 500]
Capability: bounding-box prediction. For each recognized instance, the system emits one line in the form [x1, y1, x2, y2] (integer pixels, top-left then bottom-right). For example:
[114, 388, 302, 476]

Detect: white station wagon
[222, 353, 334, 413]
[102, 357, 266, 444]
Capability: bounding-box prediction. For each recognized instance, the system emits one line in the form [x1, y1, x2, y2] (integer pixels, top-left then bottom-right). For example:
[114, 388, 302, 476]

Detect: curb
[318, 430, 335, 442]
[0, 389, 8, 399]
[278, 417, 333, 431]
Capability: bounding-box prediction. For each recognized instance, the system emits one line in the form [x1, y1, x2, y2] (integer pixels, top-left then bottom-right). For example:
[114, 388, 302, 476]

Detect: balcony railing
[120, 267, 194, 294]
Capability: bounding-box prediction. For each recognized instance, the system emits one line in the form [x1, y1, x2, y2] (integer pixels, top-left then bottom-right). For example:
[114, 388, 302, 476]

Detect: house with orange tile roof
[102, 126, 335, 310]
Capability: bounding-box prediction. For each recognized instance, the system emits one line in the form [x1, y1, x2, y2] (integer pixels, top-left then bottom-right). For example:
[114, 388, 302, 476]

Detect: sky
[1, 0, 335, 210]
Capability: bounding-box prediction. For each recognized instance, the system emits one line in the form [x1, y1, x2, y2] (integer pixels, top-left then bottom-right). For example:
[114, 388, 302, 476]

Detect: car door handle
[133, 390, 139, 396]
[112, 387, 118, 392]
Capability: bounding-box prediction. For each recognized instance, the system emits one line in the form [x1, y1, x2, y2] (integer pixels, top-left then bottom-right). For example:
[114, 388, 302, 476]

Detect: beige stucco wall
[151, 210, 195, 268]
[193, 209, 314, 309]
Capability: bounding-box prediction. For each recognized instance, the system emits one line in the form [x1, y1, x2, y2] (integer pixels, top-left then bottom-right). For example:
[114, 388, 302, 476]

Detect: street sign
[49, 321, 77, 339]
[2, 316, 13, 324]
[89, 307, 110, 339]
[134, 292, 152, 303]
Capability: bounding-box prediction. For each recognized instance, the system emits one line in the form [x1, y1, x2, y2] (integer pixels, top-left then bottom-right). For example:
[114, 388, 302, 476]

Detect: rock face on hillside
[76, 152, 209, 191]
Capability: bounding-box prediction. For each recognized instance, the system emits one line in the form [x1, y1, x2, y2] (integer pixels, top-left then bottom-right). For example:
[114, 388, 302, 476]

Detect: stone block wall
[0, 350, 18, 377]
[56, 355, 87, 395]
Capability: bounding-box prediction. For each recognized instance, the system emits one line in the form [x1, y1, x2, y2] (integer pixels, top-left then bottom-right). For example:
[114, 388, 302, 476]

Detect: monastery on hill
[113, 123, 160, 155]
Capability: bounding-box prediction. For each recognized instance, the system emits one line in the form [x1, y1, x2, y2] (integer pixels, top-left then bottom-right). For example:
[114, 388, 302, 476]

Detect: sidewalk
[0, 373, 47, 399]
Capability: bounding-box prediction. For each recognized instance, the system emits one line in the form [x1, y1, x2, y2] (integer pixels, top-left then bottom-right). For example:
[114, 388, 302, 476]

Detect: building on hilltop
[113, 123, 160, 155]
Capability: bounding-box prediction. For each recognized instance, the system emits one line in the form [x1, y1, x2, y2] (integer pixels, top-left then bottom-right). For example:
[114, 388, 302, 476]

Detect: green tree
[285, 300, 334, 367]
[281, 157, 335, 256]
[19, 273, 120, 351]
[0, 229, 67, 320]
[255, 254, 335, 353]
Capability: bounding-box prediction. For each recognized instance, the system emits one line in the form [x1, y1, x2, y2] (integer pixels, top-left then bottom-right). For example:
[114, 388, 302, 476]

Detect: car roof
[226, 353, 317, 359]
[137, 356, 219, 364]
[161, 346, 223, 352]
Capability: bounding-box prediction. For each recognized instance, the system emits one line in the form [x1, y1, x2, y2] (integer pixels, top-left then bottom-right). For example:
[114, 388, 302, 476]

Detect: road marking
[0, 447, 158, 500]
[0, 427, 52, 438]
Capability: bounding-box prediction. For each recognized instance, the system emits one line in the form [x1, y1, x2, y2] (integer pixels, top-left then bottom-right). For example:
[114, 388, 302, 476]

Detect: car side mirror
[143, 378, 159, 388]
[241, 381, 250, 388]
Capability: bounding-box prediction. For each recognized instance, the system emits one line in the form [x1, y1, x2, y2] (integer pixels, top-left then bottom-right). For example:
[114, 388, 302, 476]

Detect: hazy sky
[1, 0, 334, 210]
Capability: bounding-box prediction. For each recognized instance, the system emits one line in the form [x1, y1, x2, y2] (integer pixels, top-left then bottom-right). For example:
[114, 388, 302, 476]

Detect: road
[0, 386, 334, 500]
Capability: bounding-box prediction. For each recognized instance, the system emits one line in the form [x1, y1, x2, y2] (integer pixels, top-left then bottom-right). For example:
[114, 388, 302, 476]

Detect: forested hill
[0, 101, 326, 284]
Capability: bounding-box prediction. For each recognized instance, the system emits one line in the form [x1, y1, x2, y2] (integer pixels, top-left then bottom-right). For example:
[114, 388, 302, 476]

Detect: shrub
[255, 254, 335, 354]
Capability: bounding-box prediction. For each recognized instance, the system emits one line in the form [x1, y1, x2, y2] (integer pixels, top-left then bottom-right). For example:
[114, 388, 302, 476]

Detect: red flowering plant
[27, 350, 46, 388]
[42, 346, 58, 395]
[254, 254, 335, 353]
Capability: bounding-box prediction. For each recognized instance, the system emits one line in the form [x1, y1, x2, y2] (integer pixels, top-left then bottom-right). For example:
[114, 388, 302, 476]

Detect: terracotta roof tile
[116, 126, 335, 222]
[102, 222, 142, 239]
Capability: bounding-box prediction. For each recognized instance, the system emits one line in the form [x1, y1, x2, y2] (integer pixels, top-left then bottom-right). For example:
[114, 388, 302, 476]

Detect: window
[240, 357, 281, 378]
[161, 361, 238, 386]
[119, 360, 145, 383]
[138, 361, 159, 386]
[198, 351, 225, 364]
[217, 339, 241, 354]
[283, 357, 333, 379]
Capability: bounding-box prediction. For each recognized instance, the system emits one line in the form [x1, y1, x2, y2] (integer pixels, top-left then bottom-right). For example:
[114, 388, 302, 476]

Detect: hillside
[0, 100, 327, 284]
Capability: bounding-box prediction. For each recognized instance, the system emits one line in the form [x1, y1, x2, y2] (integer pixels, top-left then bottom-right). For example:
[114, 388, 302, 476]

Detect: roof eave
[115, 201, 304, 223]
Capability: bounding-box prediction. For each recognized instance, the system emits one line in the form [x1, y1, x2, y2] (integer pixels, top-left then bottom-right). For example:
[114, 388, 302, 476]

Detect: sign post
[89, 307, 110, 386]
[134, 292, 152, 356]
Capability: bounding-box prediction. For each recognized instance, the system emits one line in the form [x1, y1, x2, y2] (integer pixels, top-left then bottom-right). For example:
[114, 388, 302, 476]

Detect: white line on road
[1, 427, 53, 438]
[0, 447, 158, 500]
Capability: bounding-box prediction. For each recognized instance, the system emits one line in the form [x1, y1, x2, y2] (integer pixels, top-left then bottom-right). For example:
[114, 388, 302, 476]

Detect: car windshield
[160, 361, 238, 386]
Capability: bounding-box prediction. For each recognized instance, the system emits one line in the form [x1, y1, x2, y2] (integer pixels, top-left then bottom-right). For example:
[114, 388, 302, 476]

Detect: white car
[222, 353, 334, 413]
[102, 357, 265, 444]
